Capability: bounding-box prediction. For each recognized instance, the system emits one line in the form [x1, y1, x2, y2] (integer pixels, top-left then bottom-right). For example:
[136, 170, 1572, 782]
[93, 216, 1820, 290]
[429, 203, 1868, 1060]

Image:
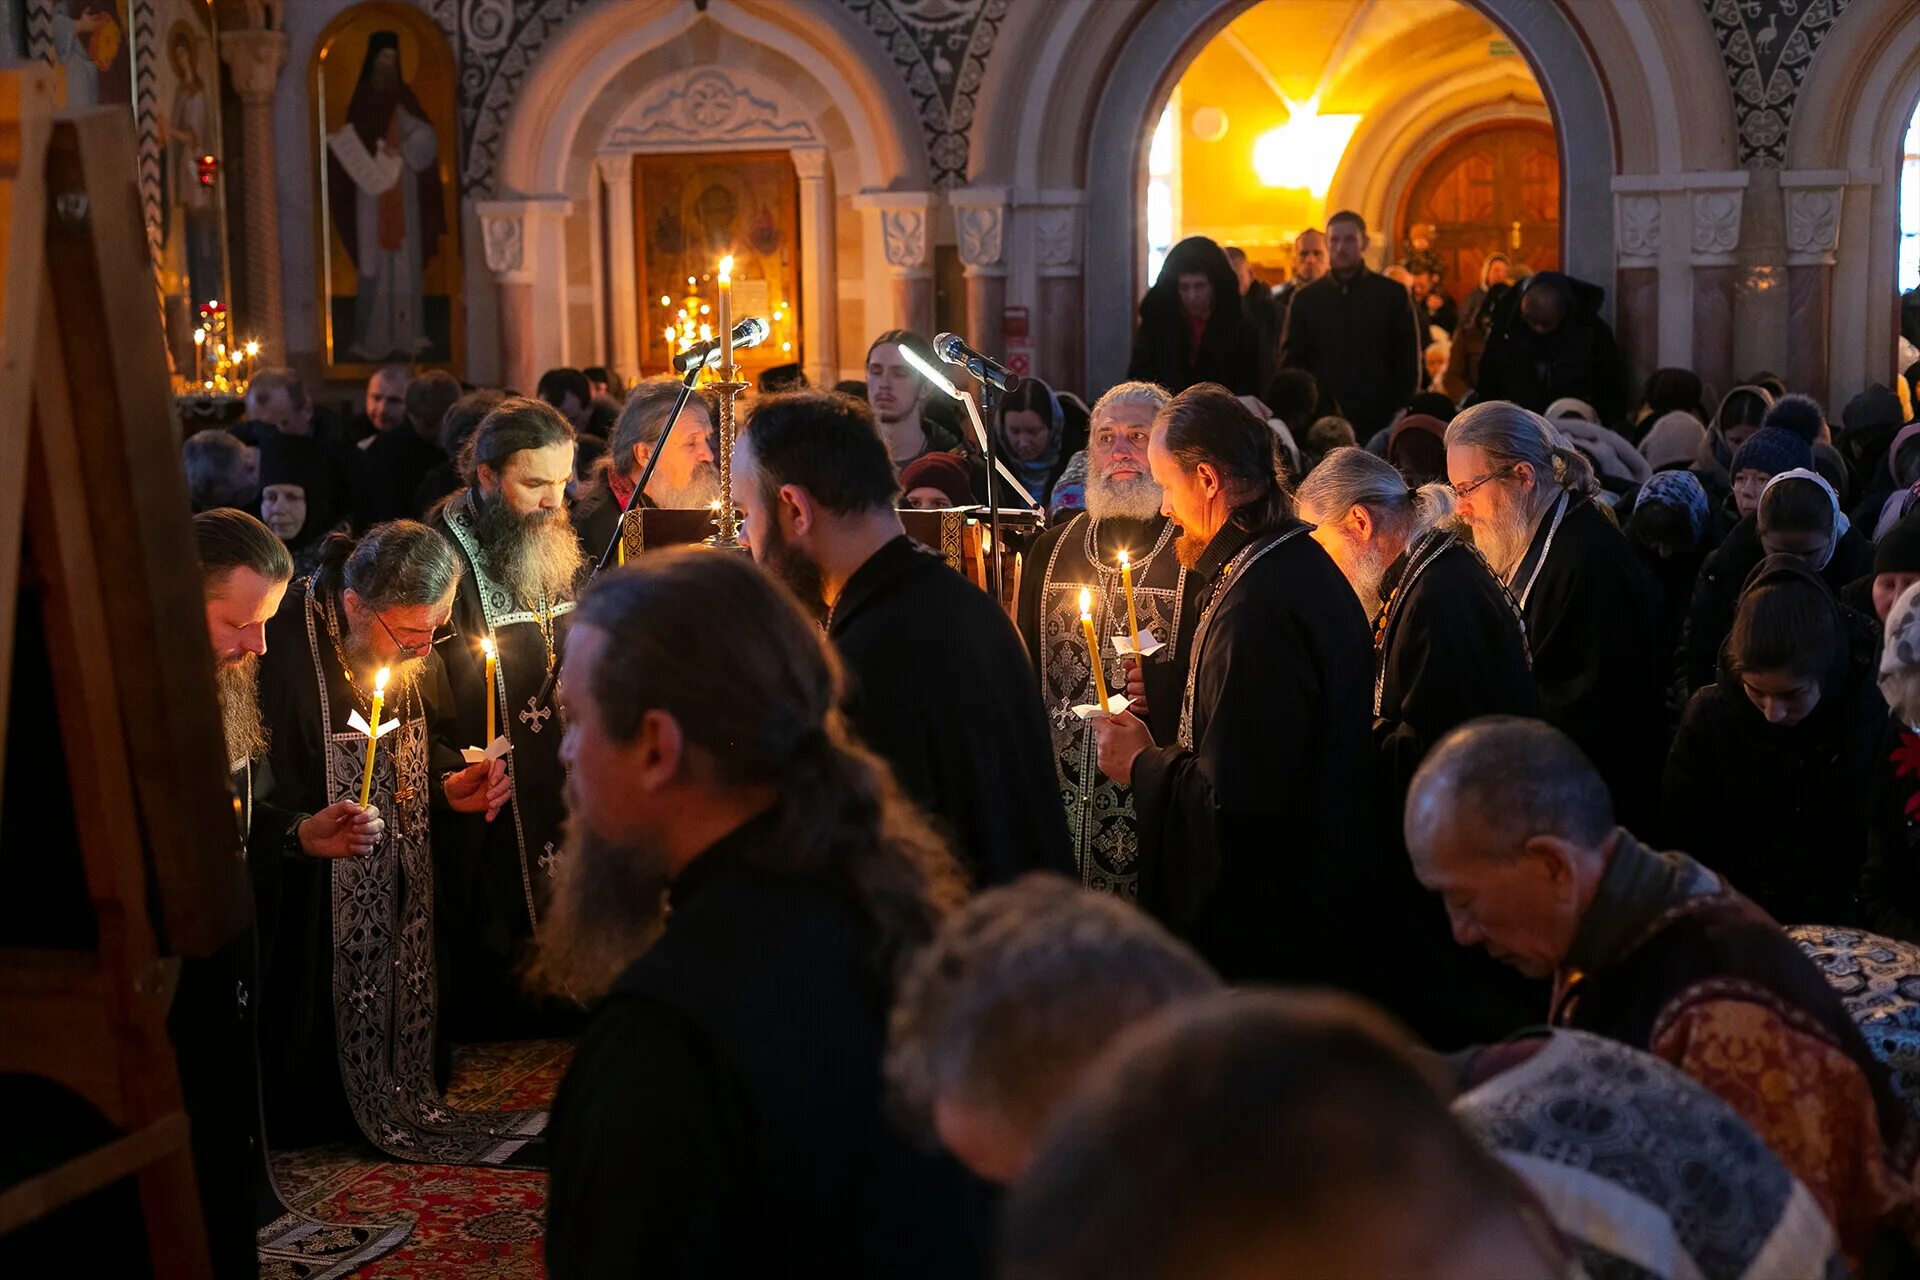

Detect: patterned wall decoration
[834, 0, 1008, 189]
[1700, 0, 1851, 167]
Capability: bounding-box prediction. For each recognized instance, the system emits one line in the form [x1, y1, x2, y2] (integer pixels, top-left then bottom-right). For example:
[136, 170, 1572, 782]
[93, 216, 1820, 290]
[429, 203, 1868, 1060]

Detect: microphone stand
[975, 371, 1005, 601]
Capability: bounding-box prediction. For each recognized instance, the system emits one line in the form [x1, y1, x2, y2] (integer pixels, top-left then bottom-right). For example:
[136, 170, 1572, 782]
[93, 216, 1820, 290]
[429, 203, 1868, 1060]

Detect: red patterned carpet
[274, 1039, 571, 1278]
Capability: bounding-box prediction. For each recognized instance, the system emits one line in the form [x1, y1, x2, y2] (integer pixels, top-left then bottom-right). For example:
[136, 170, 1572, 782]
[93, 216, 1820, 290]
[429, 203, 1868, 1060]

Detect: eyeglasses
[375, 611, 449, 659]
[1453, 464, 1516, 501]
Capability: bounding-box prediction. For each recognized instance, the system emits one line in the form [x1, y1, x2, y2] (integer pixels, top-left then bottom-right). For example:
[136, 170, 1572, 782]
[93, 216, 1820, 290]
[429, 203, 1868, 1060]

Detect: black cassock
[257, 573, 546, 1165]
[1130, 513, 1381, 983]
[1016, 512, 1191, 898]
[1367, 528, 1546, 1048]
[829, 535, 1072, 886]
[1507, 492, 1668, 830]
[435, 494, 578, 1038]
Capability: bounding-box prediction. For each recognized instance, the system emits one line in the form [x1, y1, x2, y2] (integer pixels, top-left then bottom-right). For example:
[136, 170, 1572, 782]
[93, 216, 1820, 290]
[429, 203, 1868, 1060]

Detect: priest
[257, 519, 535, 1165]
[1445, 401, 1667, 828]
[571, 376, 718, 562]
[1093, 384, 1378, 983]
[735, 389, 1072, 885]
[433, 397, 581, 1037]
[1295, 448, 1542, 1046]
[1015, 382, 1189, 899]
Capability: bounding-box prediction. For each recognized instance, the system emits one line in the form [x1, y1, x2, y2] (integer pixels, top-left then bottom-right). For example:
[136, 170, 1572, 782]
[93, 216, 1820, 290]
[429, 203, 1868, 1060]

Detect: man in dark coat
[1475, 272, 1629, 427]
[363, 369, 456, 521]
[1094, 386, 1378, 984]
[735, 390, 1072, 886]
[570, 375, 718, 563]
[1127, 235, 1262, 396]
[542, 553, 986, 1278]
[1447, 401, 1667, 830]
[1278, 211, 1420, 440]
[1271, 226, 1327, 337]
[1296, 446, 1542, 1046]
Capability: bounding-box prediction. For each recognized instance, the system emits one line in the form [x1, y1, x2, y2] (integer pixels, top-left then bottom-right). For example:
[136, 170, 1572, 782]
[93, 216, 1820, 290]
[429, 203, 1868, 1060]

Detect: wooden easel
[0, 73, 251, 1277]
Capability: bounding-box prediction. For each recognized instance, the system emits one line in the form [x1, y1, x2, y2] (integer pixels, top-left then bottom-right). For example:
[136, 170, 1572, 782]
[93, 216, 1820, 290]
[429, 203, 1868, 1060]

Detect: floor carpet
[273, 1039, 572, 1278]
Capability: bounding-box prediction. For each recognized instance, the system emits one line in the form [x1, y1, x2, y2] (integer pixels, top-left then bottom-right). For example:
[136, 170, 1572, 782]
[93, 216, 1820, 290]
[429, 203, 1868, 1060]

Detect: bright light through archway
[1252, 96, 1360, 198]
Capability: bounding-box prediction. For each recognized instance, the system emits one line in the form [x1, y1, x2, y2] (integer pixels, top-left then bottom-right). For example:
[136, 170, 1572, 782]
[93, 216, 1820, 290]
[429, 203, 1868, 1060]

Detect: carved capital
[217, 29, 287, 105]
[1784, 187, 1843, 265]
[1690, 190, 1743, 264]
[595, 154, 633, 193]
[853, 192, 937, 274]
[1617, 195, 1661, 266]
[1035, 207, 1080, 273]
[949, 186, 1009, 271]
[480, 214, 523, 277]
[789, 145, 830, 183]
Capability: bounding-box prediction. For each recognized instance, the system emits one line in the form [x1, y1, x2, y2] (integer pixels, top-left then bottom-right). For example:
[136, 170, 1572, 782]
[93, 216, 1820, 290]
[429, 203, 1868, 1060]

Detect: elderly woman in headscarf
[1859, 580, 1920, 943]
[989, 376, 1083, 512]
[1125, 236, 1262, 395]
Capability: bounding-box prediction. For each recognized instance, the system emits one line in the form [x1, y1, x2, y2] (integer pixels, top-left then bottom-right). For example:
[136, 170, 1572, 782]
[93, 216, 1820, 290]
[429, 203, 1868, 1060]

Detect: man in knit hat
[1728, 425, 1814, 520]
[898, 452, 976, 510]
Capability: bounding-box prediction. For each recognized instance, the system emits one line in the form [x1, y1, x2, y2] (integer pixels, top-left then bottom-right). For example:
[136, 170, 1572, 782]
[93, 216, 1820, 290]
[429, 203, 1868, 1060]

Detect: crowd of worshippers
[175, 214, 1920, 1278]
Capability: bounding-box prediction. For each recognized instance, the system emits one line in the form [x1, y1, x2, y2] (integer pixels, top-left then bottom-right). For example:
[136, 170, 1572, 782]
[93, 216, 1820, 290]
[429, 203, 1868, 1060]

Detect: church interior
[8, 0, 1920, 1276]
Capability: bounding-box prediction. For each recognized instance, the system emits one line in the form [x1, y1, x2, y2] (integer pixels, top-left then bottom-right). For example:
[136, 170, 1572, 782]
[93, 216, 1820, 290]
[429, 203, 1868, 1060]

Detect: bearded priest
[434, 397, 584, 1038]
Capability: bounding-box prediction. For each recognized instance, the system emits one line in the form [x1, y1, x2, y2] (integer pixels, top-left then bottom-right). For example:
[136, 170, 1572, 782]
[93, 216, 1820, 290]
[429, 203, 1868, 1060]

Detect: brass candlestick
[705, 361, 749, 551]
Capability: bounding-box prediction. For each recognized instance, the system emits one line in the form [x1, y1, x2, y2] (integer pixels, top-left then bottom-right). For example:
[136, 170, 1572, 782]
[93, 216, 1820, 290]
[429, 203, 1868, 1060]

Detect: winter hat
[1639, 410, 1706, 472]
[1644, 367, 1705, 420]
[1875, 513, 1920, 577]
[1545, 397, 1599, 424]
[1761, 393, 1826, 444]
[898, 452, 975, 509]
[1636, 469, 1710, 542]
[1729, 427, 1813, 481]
[1842, 385, 1903, 437]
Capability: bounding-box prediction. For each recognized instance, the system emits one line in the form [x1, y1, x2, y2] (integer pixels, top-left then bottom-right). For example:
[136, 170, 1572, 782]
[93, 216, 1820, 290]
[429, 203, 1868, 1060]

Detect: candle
[1079, 588, 1108, 709]
[717, 254, 734, 373]
[192, 327, 205, 385]
[482, 638, 497, 743]
[358, 667, 389, 809]
[616, 515, 625, 566]
[1118, 550, 1143, 647]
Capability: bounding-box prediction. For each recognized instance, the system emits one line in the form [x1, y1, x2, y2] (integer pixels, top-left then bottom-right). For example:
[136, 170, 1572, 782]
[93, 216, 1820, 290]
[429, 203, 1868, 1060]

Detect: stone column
[596, 155, 640, 381]
[1612, 191, 1661, 394]
[1689, 184, 1747, 400]
[218, 27, 288, 362]
[1032, 192, 1085, 396]
[949, 186, 1009, 358]
[852, 191, 936, 337]
[790, 146, 837, 389]
[475, 196, 574, 394]
[1781, 177, 1845, 408]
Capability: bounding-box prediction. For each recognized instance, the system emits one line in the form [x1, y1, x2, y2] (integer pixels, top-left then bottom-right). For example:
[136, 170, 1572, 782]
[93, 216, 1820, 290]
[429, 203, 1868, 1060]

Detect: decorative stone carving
[1035, 207, 1079, 271]
[833, 0, 1011, 189]
[880, 210, 928, 270]
[955, 205, 1003, 269]
[461, 0, 596, 196]
[1618, 196, 1661, 262]
[1691, 191, 1744, 258]
[1699, 0, 1853, 168]
[789, 146, 830, 183]
[1785, 187, 1843, 260]
[462, 0, 514, 56]
[481, 214, 524, 277]
[218, 28, 287, 104]
[606, 68, 818, 151]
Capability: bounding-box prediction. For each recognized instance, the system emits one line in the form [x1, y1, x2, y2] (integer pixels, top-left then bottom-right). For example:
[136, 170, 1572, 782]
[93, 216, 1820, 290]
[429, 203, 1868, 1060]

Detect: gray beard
[1347, 539, 1393, 618]
[1470, 505, 1539, 582]
[344, 621, 430, 692]
[474, 492, 583, 604]
[1084, 471, 1164, 521]
[646, 462, 719, 511]
[528, 815, 672, 1000]
[217, 656, 268, 766]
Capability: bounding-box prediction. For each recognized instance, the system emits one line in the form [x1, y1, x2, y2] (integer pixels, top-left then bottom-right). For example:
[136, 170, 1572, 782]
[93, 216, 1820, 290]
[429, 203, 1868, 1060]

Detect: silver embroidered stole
[303, 600, 545, 1165]
[1037, 514, 1186, 898]
[441, 494, 576, 928]
[1177, 527, 1307, 750]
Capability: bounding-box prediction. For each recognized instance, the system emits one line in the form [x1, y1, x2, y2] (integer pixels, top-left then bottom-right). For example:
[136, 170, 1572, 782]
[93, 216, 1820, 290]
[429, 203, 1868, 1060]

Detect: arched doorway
[1399, 122, 1559, 304]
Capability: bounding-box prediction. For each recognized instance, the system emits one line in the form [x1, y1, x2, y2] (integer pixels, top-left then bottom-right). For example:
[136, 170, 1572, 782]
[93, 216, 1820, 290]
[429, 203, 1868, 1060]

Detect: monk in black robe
[541, 551, 987, 1278]
[432, 398, 582, 1038]
[257, 521, 540, 1165]
[1296, 450, 1544, 1046]
[1016, 383, 1191, 898]
[736, 390, 1072, 886]
[1096, 386, 1378, 983]
[1447, 401, 1667, 829]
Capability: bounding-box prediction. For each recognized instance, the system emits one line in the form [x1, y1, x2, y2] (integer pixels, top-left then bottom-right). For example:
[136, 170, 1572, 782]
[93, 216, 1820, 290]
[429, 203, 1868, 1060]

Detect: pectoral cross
[519, 697, 552, 733]
[539, 841, 560, 877]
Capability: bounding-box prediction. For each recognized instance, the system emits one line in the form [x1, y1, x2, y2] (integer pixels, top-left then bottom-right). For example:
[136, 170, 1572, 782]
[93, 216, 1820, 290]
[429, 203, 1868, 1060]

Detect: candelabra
[705, 358, 749, 551]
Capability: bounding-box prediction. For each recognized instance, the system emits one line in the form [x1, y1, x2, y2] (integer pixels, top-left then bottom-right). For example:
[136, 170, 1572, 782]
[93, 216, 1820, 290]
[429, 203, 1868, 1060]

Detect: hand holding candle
[1079, 588, 1109, 708]
[358, 667, 389, 809]
[482, 638, 497, 743]
[1118, 550, 1142, 647]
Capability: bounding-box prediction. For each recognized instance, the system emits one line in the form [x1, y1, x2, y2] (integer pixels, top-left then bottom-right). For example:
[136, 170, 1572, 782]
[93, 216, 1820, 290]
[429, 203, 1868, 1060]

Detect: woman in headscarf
[1663, 554, 1884, 925]
[1385, 413, 1448, 486]
[1693, 384, 1776, 506]
[1639, 410, 1708, 474]
[1681, 469, 1872, 693]
[1627, 470, 1713, 700]
[1859, 579, 1920, 943]
[256, 430, 349, 576]
[1867, 420, 1920, 541]
[1126, 236, 1262, 395]
[1456, 251, 1509, 333]
[991, 376, 1081, 510]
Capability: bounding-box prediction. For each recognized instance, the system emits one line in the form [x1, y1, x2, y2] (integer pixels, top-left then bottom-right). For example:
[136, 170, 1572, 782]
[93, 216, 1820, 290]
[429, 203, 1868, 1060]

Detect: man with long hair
[1093, 384, 1378, 983]
[433, 396, 582, 1037]
[540, 550, 985, 1277]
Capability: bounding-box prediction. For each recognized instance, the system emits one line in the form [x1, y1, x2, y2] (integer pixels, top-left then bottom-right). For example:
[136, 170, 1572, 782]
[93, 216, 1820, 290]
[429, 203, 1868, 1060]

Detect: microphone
[671, 317, 770, 373]
[933, 331, 1021, 393]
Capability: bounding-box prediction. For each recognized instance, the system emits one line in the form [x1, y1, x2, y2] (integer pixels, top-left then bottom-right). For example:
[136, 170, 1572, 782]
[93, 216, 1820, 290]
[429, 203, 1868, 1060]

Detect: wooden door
[1400, 122, 1559, 303]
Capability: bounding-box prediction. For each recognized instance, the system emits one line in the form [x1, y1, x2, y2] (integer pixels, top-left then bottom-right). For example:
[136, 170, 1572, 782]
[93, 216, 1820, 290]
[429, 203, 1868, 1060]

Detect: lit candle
[481, 638, 497, 743]
[244, 339, 259, 384]
[1118, 550, 1142, 647]
[717, 254, 734, 373]
[1079, 588, 1108, 709]
[358, 667, 390, 809]
[193, 327, 205, 385]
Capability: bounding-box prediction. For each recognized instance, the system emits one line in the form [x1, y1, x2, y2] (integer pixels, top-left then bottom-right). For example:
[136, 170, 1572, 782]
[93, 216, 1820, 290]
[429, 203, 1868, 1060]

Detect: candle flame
[1078, 587, 1093, 618]
[193, 328, 205, 344]
[481, 637, 495, 659]
[1118, 550, 1131, 569]
[244, 340, 260, 357]
[718, 254, 734, 283]
[374, 667, 391, 694]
